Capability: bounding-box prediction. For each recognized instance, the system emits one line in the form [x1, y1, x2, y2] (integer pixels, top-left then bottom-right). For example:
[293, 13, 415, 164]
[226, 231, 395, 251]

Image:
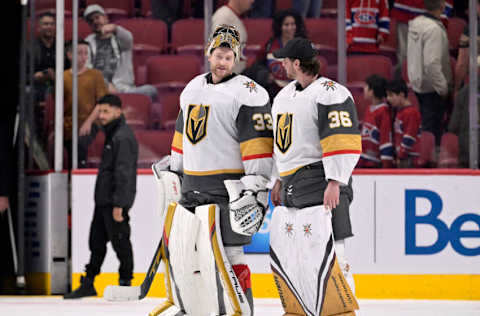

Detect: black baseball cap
[273, 37, 317, 60]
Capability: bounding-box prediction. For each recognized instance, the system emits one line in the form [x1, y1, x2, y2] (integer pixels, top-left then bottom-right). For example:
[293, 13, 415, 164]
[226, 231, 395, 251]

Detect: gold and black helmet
[206, 24, 241, 62]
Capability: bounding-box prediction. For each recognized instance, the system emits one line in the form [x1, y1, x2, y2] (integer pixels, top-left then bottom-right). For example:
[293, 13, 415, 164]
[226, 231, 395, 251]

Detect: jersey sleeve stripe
[242, 153, 273, 161]
[323, 149, 362, 158]
[320, 134, 362, 157]
[240, 137, 274, 160]
[171, 131, 183, 152]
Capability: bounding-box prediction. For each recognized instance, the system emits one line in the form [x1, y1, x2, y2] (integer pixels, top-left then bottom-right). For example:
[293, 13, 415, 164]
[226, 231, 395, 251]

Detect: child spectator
[386, 78, 422, 168]
[358, 75, 394, 168]
[346, 0, 390, 54]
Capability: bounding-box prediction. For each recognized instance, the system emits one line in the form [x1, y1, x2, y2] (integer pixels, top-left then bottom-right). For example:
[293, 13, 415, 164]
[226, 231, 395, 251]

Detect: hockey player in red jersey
[358, 75, 394, 168]
[386, 78, 422, 168]
[346, 0, 390, 54]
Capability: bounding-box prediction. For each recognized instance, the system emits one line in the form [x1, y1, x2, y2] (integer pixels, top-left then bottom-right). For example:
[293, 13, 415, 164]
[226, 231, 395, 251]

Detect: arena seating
[85, 0, 134, 20]
[438, 132, 459, 168]
[116, 93, 152, 129]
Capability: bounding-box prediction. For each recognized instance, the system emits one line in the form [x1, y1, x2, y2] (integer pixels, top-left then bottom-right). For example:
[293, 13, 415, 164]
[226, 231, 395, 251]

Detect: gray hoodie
[407, 14, 452, 96]
[86, 26, 135, 92]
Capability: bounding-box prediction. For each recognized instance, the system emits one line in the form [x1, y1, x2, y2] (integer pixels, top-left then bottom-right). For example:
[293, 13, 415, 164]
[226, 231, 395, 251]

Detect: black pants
[85, 205, 133, 281]
[415, 92, 446, 145]
[64, 124, 99, 169]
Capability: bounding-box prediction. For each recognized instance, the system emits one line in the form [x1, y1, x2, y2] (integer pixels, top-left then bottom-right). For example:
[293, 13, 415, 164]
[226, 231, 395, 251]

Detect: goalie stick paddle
[103, 238, 163, 301]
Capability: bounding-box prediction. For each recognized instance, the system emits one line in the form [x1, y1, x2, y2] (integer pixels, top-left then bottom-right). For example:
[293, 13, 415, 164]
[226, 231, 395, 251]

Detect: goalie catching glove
[224, 175, 269, 236]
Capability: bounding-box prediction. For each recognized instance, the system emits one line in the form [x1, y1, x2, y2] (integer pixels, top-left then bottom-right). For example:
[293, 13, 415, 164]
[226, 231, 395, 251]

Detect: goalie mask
[206, 24, 241, 63]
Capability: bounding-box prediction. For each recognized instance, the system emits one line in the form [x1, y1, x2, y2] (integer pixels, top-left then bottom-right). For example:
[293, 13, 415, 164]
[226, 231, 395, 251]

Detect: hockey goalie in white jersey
[149, 25, 274, 316]
[269, 38, 361, 316]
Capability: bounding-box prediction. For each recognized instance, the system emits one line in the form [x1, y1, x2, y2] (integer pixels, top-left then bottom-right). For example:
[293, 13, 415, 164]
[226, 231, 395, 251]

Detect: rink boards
[71, 169, 480, 299]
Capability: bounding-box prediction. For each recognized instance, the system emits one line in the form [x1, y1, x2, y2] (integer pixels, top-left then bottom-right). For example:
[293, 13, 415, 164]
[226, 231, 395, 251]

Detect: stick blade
[103, 285, 141, 301]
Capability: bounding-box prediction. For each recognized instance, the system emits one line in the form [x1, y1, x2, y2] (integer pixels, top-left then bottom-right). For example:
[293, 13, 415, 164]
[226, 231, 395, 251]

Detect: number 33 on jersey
[272, 78, 362, 185]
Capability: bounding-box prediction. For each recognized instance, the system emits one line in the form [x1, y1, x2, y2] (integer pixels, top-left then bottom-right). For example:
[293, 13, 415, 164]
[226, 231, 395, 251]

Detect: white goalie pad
[157, 203, 251, 316]
[224, 175, 269, 236]
[152, 157, 182, 218]
[195, 205, 252, 316]
[270, 205, 358, 316]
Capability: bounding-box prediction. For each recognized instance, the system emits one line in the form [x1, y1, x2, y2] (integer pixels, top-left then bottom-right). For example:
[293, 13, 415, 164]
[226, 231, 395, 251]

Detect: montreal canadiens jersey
[359, 102, 394, 166]
[394, 105, 421, 159]
[170, 73, 274, 193]
[272, 78, 361, 185]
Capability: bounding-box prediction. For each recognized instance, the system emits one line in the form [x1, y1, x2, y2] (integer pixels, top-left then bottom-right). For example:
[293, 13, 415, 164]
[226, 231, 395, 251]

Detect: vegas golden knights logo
[186, 104, 210, 144]
[276, 113, 293, 153]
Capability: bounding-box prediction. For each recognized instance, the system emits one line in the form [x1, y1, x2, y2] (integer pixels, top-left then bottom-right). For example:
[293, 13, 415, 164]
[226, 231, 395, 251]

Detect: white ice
[1, 297, 480, 316]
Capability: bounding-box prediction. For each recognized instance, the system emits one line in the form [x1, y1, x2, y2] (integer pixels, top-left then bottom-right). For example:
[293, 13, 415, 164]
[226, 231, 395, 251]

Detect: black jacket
[95, 115, 138, 209]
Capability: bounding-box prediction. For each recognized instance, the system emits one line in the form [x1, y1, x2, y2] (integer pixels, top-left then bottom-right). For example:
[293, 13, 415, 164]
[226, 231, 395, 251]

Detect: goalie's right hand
[224, 175, 269, 236]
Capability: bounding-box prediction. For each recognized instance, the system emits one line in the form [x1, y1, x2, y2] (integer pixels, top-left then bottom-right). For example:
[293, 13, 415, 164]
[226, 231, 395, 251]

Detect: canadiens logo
[276, 113, 293, 153]
[186, 104, 210, 145]
[354, 11, 376, 25]
[284, 222, 294, 237]
[243, 80, 257, 93]
[303, 224, 312, 237]
[322, 80, 336, 91]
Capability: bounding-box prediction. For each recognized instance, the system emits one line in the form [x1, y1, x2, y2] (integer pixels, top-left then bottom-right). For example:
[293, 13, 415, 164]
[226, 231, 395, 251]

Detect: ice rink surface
[0, 297, 480, 316]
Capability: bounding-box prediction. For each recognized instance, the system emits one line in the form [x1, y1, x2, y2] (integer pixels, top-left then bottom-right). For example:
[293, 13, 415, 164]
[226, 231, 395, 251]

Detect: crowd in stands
[26, 0, 477, 170]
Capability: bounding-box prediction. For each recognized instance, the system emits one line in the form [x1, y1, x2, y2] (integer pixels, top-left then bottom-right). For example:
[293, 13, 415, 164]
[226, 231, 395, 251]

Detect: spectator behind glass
[346, 0, 390, 55]
[448, 81, 480, 168]
[64, 40, 108, 168]
[407, 0, 452, 146]
[358, 75, 394, 168]
[212, 0, 255, 73]
[245, 9, 306, 99]
[293, 0, 323, 18]
[391, 0, 453, 76]
[386, 78, 422, 168]
[83, 4, 158, 101]
[454, 0, 480, 94]
[30, 12, 56, 103]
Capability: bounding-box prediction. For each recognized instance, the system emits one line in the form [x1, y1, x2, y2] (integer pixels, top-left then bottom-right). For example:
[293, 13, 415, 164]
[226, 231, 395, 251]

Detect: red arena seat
[347, 55, 393, 84]
[116, 93, 152, 129]
[438, 132, 459, 168]
[135, 130, 174, 168]
[146, 55, 201, 93]
[171, 19, 204, 56]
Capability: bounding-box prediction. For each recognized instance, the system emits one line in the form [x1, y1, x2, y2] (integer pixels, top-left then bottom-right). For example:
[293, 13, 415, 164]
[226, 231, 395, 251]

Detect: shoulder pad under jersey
[229, 75, 269, 107]
[314, 77, 353, 106]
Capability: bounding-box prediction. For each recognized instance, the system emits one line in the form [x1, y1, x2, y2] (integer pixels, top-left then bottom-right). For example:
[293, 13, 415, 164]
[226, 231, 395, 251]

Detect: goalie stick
[103, 237, 163, 301]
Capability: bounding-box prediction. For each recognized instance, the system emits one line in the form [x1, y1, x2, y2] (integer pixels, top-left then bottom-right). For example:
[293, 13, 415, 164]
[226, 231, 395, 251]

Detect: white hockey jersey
[272, 78, 361, 185]
[170, 73, 274, 193]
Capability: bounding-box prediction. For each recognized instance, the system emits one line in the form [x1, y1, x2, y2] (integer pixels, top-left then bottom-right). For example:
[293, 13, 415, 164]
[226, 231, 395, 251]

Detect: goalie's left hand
[224, 175, 269, 236]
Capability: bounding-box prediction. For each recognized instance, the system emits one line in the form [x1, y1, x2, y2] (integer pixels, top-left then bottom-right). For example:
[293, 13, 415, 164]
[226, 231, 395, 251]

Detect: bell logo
[405, 189, 480, 256]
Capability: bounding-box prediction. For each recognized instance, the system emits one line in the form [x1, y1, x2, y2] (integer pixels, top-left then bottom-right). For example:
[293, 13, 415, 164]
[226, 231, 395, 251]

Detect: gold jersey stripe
[184, 169, 244, 176]
[172, 131, 183, 150]
[320, 134, 361, 156]
[279, 165, 304, 177]
[240, 137, 274, 158]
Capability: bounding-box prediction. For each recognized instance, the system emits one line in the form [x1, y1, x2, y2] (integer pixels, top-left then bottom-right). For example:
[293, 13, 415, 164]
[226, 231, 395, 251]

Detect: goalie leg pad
[150, 202, 207, 316]
[196, 204, 252, 316]
[270, 205, 359, 316]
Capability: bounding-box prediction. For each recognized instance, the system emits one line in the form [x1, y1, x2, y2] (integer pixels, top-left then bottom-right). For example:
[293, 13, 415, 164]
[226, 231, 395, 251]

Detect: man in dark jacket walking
[64, 94, 138, 299]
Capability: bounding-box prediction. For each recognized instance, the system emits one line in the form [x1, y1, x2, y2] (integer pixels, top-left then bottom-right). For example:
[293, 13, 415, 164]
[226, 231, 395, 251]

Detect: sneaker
[63, 276, 97, 299]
